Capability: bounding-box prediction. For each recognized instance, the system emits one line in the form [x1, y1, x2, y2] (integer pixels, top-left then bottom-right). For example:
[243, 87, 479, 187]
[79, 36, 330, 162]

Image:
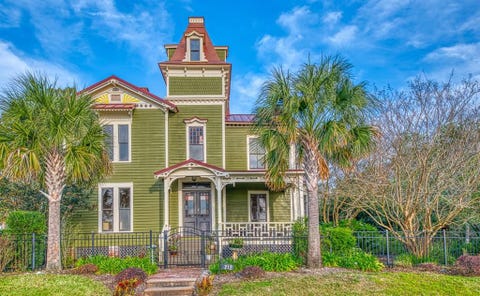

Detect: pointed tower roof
[161, 17, 228, 65]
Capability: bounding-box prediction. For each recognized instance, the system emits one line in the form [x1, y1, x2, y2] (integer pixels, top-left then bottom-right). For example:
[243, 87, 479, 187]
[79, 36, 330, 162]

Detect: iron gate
[161, 227, 216, 268]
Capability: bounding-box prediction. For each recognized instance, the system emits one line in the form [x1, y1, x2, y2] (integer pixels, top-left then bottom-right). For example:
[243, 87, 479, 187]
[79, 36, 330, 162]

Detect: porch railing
[219, 222, 294, 237]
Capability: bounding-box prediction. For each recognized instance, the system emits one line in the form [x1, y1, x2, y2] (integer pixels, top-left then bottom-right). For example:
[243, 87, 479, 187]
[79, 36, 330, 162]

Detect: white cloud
[0, 4, 22, 28]
[231, 72, 267, 113]
[327, 25, 358, 47]
[423, 43, 480, 81]
[0, 41, 81, 91]
[323, 11, 342, 25]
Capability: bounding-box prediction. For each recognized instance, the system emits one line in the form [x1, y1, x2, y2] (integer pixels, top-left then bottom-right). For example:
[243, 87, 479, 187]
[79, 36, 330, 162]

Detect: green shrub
[292, 217, 308, 264]
[321, 226, 356, 254]
[210, 252, 300, 274]
[5, 211, 46, 234]
[0, 236, 14, 272]
[322, 249, 383, 271]
[76, 255, 157, 275]
[338, 249, 384, 271]
[4, 211, 46, 271]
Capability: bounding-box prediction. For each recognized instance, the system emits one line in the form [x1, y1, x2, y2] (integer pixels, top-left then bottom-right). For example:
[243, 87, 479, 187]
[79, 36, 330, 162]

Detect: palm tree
[0, 73, 110, 270]
[253, 56, 378, 268]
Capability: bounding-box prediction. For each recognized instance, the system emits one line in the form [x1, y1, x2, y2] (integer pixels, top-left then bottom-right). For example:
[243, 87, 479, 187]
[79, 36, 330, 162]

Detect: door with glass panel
[183, 183, 211, 231]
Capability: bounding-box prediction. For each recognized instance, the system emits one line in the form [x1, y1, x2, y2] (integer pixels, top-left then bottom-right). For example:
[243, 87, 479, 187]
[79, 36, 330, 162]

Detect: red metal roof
[226, 114, 255, 123]
[165, 18, 225, 64]
[80, 75, 177, 111]
[154, 158, 225, 176]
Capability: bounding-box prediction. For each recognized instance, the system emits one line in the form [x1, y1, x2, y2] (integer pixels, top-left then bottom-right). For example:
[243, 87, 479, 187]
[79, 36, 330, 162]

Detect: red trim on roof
[154, 158, 225, 176]
[79, 75, 177, 112]
[93, 104, 136, 110]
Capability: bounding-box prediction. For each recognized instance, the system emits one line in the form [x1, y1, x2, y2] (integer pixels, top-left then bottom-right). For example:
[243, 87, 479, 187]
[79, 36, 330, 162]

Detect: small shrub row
[76, 255, 157, 275]
[210, 252, 300, 274]
[322, 249, 384, 272]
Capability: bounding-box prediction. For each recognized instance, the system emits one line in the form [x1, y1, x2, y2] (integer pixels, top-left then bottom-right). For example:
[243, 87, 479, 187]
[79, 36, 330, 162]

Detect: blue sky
[0, 0, 479, 114]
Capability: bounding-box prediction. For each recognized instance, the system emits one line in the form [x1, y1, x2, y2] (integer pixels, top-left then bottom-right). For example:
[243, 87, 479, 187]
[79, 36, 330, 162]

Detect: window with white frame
[103, 123, 130, 162]
[190, 38, 200, 61]
[188, 126, 204, 161]
[249, 192, 268, 222]
[99, 184, 133, 232]
[248, 136, 265, 169]
[184, 117, 207, 161]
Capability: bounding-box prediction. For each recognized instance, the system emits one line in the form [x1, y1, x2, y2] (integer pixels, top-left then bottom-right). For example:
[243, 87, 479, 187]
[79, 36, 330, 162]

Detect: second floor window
[189, 126, 204, 161]
[103, 123, 130, 162]
[248, 137, 265, 169]
[190, 39, 200, 61]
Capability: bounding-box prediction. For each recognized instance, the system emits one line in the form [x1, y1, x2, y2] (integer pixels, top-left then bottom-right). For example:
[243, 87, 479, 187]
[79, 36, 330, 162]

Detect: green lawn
[216, 271, 480, 296]
[0, 273, 110, 296]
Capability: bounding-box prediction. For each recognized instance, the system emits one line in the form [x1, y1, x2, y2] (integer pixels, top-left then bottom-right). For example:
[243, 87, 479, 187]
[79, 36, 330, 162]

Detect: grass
[0, 273, 110, 296]
[217, 271, 480, 296]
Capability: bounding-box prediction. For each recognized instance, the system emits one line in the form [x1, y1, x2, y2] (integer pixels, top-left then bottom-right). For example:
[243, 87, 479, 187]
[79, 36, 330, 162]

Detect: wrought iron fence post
[149, 230, 153, 264]
[91, 231, 95, 256]
[443, 228, 448, 266]
[31, 233, 36, 270]
[386, 230, 390, 267]
[163, 230, 168, 269]
[201, 231, 206, 268]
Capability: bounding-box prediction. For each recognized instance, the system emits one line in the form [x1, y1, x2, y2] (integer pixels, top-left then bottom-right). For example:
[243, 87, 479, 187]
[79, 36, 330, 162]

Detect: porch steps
[143, 278, 196, 296]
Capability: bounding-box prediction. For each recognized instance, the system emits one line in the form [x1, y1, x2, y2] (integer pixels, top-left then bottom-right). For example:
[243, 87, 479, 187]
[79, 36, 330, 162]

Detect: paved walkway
[148, 267, 204, 280]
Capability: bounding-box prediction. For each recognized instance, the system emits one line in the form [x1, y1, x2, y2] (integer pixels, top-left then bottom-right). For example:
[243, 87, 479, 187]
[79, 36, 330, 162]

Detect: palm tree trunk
[44, 149, 66, 271]
[303, 143, 322, 268]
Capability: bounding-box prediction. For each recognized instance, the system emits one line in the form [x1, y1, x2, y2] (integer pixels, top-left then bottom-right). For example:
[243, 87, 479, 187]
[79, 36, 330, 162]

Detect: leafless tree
[335, 75, 480, 257]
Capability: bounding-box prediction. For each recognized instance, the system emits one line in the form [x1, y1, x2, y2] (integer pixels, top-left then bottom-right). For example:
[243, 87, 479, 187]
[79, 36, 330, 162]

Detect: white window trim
[184, 31, 206, 62]
[109, 93, 123, 103]
[103, 119, 132, 163]
[98, 182, 134, 233]
[248, 191, 269, 222]
[247, 135, 265, 170]
[185, 119, 207, 162]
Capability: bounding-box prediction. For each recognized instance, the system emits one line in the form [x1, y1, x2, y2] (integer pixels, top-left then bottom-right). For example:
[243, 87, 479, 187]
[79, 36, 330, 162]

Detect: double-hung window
[100, 184, 133, 232]
[190, 39, 200, 61]
[248, 137, 265, 169]
[103, 123, 130, 162]
[189, 126, 204, 161]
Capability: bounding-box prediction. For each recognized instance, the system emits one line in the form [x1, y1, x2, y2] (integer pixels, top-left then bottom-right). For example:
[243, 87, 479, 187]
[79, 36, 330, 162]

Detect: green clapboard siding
[169, 77, 223, 96]
[72, 109, 166, 232]
[225, 126, 250, 170]
[168, 105, 223, 167]
[167, 48, 176, 60]
[225, 183, 291, 222]
[215, 49, 226, 61]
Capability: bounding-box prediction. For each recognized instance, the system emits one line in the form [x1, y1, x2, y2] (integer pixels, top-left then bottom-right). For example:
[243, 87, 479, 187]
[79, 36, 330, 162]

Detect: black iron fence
[1, 229, 480, 272]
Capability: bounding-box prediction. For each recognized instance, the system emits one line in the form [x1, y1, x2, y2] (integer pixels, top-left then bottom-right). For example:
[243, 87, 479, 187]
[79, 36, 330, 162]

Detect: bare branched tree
[336, 75, 480, 257]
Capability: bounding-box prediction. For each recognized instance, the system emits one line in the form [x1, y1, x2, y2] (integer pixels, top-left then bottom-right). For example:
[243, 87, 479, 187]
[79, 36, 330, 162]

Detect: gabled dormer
[159, 17, 232, 113]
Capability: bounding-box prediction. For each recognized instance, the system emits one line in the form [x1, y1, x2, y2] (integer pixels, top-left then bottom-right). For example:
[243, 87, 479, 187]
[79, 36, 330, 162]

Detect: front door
[183, 183, 211, 231]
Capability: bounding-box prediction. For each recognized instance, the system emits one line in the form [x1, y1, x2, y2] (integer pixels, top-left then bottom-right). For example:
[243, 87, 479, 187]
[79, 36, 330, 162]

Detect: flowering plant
[168, 234, 181, 251]
[113, 278, 139, 296]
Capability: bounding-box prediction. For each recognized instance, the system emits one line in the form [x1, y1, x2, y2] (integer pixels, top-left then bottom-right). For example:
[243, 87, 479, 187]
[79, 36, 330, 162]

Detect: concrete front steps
[143, 277, 196, 296]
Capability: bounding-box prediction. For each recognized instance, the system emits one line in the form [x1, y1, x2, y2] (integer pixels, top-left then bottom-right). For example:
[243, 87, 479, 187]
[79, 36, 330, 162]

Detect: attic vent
[110, 93, 121, 103]
[112, 87, 120, 91]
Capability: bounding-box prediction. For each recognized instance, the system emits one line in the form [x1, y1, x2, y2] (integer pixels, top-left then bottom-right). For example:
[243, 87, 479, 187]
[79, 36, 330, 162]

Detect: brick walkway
[148, 267, 204, 279]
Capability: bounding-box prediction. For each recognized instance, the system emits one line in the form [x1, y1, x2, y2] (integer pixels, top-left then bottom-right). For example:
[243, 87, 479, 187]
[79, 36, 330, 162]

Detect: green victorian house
[74, 17, 306, 239]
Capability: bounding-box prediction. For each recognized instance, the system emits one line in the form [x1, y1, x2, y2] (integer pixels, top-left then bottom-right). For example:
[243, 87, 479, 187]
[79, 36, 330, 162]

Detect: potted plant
[228, 238, 244, 260]
[228, 238, 244, 249]
[168, 234, 180, 256]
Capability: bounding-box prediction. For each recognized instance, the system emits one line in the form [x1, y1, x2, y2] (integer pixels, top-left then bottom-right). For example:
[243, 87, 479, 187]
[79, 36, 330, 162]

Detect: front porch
[154, 159, 305, 234]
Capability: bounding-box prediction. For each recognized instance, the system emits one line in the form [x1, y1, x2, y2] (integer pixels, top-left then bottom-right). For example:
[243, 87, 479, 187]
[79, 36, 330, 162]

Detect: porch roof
[154, 158, 228, 179]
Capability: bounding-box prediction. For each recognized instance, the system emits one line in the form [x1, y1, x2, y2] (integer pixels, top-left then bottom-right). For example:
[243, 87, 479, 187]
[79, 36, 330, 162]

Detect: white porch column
[163, 178, 170, 229]
[216, 179, 222, 232]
